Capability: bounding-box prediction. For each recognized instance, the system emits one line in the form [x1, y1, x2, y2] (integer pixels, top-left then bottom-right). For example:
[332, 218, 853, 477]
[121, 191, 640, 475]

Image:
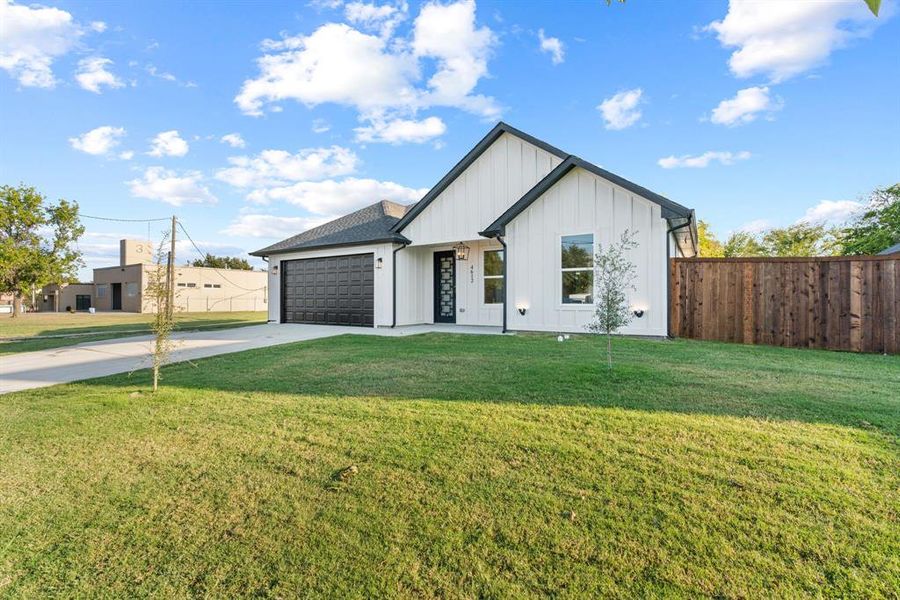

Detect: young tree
[697, 220, 725, 257]
[586, 230, 638, 370]
[145, 238, 177, 392]
[837, 184, 899, 255]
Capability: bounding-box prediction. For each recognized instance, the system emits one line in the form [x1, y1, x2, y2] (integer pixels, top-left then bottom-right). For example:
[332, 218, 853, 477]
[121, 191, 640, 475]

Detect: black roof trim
[480, 156, 693, 237]
[390, 121, 569, 233]
[252, 236, 409, 257]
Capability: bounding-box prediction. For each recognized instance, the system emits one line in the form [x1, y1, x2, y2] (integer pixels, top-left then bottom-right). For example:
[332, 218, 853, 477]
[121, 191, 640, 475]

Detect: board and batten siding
[505, 167, 669, 336]
[400, 132, 564, 246]
[266, 243, 395, 326]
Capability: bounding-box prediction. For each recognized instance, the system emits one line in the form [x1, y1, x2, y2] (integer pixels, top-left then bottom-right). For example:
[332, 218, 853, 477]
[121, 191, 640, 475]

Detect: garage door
[281, 253, 374, 327]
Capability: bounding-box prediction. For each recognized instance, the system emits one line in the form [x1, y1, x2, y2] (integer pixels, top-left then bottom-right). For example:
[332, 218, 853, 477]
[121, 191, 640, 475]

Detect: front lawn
[0, 311, 267, 354]
[1, 334, 897, 597]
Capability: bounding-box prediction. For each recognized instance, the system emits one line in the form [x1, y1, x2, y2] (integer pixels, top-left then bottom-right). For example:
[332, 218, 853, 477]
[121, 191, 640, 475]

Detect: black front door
[111, 283, 122, 310]
[433, 250, 456, 323]
[75, 295, 91, 311]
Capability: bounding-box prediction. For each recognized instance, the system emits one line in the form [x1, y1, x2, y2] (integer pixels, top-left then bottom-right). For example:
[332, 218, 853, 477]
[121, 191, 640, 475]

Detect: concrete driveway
[0, 323, 501, 394]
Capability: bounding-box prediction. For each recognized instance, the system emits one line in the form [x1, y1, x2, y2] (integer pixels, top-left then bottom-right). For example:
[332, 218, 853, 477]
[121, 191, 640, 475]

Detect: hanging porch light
[453, 241, 470, 261]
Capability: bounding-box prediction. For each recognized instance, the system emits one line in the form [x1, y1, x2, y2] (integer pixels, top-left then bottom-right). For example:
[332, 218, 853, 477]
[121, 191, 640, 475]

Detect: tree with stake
[146, 238, 177, 392]
[586, 230, 638, 369]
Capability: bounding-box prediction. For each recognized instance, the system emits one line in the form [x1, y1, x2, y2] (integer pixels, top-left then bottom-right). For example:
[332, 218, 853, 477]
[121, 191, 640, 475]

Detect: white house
[251, 123, 697, 336]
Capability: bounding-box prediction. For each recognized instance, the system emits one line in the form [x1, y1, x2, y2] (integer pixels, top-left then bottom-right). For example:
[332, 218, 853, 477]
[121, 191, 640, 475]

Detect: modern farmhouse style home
[251, 123, 697, 336]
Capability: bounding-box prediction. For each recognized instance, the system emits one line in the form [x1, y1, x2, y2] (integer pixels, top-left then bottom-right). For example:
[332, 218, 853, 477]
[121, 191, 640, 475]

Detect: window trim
[559, 232, 595, 308]
[482, 248, 504, 305]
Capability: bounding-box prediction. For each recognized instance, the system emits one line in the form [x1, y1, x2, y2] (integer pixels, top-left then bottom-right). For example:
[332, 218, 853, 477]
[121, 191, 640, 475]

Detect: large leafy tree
[0, 184, 84, 316]
[837, 184, 900, 255]
[697, 220, 724, 257]
[189, 253, 253, 270]
[723, 231, 766, 257]
[760, 223, 837, 257]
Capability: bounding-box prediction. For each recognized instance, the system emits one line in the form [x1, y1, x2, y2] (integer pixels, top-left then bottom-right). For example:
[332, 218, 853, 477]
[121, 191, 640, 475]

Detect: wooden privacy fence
[670, 256, 899, 354]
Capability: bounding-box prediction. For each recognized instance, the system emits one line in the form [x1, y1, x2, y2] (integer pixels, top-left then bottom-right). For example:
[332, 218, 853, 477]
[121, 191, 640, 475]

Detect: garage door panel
[282, 253, 374, 327]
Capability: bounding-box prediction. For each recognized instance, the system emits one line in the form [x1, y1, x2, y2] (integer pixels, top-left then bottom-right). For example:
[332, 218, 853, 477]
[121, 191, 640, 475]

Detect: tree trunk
[153, 364, 159, 392]
[11, 292, 19, 318]
[607, 332, 612, 370]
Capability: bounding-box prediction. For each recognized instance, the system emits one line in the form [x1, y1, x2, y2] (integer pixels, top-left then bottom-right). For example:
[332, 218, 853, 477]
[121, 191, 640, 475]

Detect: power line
[176, 220, 265, 292]
[81, 214, 171, 223]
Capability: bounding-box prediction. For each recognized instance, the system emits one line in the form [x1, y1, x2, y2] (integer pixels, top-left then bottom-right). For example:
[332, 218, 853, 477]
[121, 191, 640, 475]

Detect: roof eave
[250, 234, 411, 258]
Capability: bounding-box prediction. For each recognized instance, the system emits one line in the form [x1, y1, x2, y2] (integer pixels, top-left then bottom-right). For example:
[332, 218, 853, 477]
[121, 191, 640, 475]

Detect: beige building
[39, 283, 96, 312]
[41, 240, 268, 313]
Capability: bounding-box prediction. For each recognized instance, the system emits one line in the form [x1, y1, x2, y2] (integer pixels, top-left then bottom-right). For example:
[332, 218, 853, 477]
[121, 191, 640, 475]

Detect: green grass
[0, 311, 267, 354]
[1, 334, 898, 597]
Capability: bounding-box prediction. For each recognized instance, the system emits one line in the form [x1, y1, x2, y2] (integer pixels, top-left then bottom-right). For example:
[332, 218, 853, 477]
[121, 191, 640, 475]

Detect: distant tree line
[189, 253, 254, 270]
[697, 184, 899, 258]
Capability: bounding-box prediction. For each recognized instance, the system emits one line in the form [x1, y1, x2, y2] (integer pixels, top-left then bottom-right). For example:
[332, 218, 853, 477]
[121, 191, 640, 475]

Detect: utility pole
[167, 215, 177, 319]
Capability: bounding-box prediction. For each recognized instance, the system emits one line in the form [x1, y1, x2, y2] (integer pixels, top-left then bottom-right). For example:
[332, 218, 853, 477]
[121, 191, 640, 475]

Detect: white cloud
[709, 86, 782, 126]
[245, 177, 426, 215]
[344, 1, 406, 37]
[235, 0, 499, 130]
[216, 146, 359, 188]
[312, 118, 331, 133]
[148, 130, 189, 157]
[736, 219, 771, 234]
[69, 125, 126, 156]
[798, 199, 864, 225]
[128, 167, 217, 206]
[0, 0, 82, 88]
[75, 56, 124, 93]
[221, 214, 332, 238]
[220, 133, 246, 148]
[538, 29, 564, 65]
[706, 0, 878, 83]
[119, 150, 134, 160]
[89, 21, 107, 33]
[658, 150, 751, 169]
[146, 64, 176, 81]
[354, 115, 446, 144]
[597, 88, 643, 130]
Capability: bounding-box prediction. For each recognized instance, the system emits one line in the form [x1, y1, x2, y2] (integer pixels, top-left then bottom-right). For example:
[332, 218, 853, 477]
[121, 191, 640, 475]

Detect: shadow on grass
[68, 333, 900, 437]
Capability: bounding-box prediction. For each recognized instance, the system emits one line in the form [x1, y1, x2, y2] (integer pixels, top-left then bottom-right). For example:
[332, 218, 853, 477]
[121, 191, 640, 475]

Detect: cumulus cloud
[89, 20, 107, 33]
[597, 88, 643, 130]
[128, 167, 217, 206]
[538, 29, 564, 65]
[0, 0, 82, 88]
[312, 119, 331, 133]
[658, 150, 751, 169]
[245, 177, 427, 215]
[798, 199, 864, 225]
[75, 56, 124, 93]
[344, 1, 407, 37]
[119, 150, 134, 160]
[354, 116, 446, 144]
[221, 214, 332, 238]
[235, 0, 498, 137]
[220, 133, 246, 148]
[216, 146, 359, 189]
[706, 0, 880, 83]
[69, 125, 126, 155]
[709, 86, 782, 126]
[148, 130, 189, 157]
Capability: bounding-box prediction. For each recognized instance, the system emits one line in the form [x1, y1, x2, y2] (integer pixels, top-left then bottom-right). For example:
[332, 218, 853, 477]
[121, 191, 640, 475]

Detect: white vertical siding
[267, 243, 394, 327]
[506, 167, 669, 336]
[401, 133, 563, 246]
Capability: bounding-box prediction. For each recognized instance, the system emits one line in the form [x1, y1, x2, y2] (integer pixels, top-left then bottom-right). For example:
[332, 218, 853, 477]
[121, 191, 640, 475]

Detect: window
[213, 284, 221, 288]
[177, 283, 186, 288]
[483, 249, 503, 304]
[96, 284, 108, 298]
[126, 282, 138, 297]
[561, 234, 594, 304]
[203, 283, 212, 288]
[186, 283, 196, 288]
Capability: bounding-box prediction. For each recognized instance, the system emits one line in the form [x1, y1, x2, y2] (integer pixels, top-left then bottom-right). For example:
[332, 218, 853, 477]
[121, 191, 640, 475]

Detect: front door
[111, 283, 122, 310]
[433, 250, 456, 323]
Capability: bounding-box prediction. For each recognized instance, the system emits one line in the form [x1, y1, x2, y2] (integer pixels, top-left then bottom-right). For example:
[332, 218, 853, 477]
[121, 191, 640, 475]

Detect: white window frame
[559, 232, 595, 308]
[482, 248, 504, 305]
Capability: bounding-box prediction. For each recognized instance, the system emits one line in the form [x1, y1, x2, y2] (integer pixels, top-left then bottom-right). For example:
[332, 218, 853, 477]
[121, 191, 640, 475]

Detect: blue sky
[1, 0, 898, 278]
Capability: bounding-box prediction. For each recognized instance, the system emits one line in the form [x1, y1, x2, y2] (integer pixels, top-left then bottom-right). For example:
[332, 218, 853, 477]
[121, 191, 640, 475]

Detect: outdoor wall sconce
[376, 257, 384, 269]
[453, 242, 470, 261]
[516, 304, 528, 316]
[271, 264, 278, 275]
[633, 309, 645, 318]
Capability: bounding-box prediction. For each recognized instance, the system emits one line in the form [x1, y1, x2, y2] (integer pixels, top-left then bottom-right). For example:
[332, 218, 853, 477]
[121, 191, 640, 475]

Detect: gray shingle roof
[250, 200, 413, 257]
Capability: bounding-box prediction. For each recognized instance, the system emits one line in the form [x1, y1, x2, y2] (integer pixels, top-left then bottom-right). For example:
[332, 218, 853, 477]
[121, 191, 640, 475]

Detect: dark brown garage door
[281, 253, 374, 327]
